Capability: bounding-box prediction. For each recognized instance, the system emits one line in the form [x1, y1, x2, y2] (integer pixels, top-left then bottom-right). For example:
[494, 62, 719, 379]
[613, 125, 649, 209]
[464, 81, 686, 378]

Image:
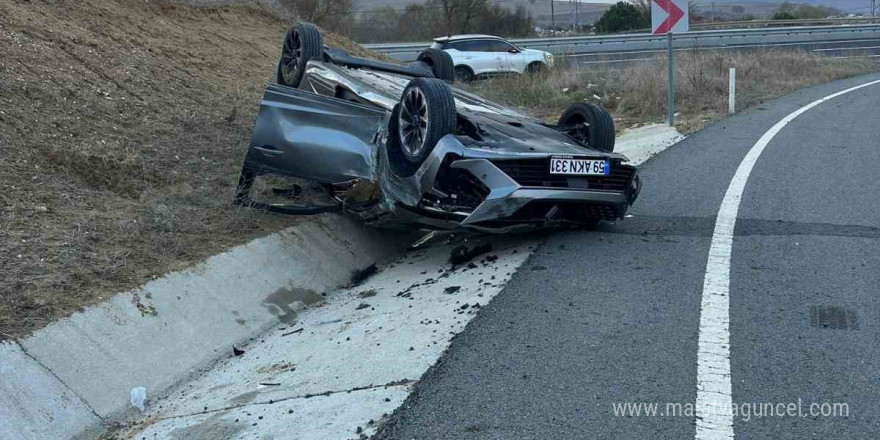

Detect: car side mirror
[508, 48, 520, 54]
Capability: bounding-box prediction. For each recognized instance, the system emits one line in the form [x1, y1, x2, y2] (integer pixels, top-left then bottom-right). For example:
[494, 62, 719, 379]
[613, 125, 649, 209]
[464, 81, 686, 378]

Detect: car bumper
[371, 135, 640, 233]
[451, 158, 639, 228]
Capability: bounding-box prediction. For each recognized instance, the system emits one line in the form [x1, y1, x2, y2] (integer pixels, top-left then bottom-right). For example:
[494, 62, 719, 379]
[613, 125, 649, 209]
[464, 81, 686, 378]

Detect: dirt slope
[0, 0, 371, 339]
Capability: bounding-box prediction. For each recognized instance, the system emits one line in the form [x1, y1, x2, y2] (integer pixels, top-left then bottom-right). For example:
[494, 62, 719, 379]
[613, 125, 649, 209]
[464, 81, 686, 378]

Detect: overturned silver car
[235, 23, 641, 233]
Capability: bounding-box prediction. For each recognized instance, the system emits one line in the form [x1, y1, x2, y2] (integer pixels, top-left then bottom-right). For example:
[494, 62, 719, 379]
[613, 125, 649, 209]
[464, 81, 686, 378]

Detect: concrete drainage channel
[0, 125, 683, 440]
[0, 217, 411, 440]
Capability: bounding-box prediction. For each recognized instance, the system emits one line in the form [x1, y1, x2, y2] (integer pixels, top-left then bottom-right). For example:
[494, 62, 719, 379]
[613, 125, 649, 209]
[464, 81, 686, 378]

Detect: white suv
[430, 35, 554, 82]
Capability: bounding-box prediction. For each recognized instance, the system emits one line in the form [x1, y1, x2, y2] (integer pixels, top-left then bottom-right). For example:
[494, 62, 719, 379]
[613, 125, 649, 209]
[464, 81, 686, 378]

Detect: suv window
[490, 40, 516, 53]
[447, 39, 493, 52]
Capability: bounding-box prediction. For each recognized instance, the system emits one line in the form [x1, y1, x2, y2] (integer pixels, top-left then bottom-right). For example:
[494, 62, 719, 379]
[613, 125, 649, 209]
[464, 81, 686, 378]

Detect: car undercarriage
[234, 22, 640, 233]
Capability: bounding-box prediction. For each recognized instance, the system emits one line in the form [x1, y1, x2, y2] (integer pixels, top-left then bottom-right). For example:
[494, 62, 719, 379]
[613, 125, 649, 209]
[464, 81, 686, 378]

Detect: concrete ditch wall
[0, 215, 411, 440]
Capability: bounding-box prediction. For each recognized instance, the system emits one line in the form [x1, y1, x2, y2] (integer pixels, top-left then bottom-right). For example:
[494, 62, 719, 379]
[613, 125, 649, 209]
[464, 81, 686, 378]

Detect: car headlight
[545, 53, 554, 66]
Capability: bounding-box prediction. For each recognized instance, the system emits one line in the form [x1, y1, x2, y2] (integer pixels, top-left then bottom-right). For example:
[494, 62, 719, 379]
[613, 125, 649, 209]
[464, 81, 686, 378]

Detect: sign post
[729, 68, 737, 114]
[668, 32, 675, 126]
[652, 0, 688, 126]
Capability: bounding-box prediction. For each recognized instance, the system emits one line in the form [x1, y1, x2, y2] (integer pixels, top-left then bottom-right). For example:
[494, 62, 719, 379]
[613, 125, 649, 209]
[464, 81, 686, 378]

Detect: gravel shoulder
[0, 0, 372, 340]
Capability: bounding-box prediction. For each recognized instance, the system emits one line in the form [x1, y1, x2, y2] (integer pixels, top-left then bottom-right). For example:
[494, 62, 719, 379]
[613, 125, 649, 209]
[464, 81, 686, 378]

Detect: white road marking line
[695, 78, 880, 440]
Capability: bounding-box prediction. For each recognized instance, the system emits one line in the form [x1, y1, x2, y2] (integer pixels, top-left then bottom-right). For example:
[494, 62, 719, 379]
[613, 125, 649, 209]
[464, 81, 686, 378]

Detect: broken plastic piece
[130, 387, 147, 412]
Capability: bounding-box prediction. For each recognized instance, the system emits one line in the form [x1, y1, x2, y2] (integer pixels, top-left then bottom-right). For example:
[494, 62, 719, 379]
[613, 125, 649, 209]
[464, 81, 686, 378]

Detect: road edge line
[695, 78, 880, 440]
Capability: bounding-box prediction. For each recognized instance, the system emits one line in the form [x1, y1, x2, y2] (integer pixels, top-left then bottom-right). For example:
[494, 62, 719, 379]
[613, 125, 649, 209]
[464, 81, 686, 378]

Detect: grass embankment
[467, 50, 880, 131]
[0, 0, 374, 339]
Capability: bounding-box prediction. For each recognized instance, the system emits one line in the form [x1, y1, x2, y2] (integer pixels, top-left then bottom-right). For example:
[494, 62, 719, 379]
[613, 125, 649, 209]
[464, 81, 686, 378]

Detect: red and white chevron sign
[652, 0, 688, 35]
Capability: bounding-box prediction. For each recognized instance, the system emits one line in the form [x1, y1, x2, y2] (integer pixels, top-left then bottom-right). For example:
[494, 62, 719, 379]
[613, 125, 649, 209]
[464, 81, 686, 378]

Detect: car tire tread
[278, 22, 323, 88]
[416, 49, 455, 82]
[559, 102, 615, 153]
[399, 78, 456, 165]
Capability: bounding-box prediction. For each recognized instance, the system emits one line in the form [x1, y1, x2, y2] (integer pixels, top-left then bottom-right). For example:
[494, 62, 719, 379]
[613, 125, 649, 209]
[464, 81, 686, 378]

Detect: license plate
[549, 157, 609, 176]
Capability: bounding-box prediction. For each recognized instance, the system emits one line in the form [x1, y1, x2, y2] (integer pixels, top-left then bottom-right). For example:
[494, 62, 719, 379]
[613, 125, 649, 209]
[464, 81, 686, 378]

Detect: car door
[491, 40, 525, 73]
[242, 84, 388, 184]
[456, 39, 503, 76]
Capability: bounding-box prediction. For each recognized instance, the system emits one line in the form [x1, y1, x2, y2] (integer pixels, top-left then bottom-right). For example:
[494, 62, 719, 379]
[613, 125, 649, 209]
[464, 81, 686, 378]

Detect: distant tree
[772, 2, 797, 20]
[348, 0, 534, 43]
[794, 4, 842, 19]
[349, 6, 399, 42]
[479, 4, 534, 37]
[688, 1, 704, 22]
[398, 4, 433, 41]
[279, 0, 353, 29]
[594, 1, 650, 33]
[429, 0, 490, 34]
[731, 5, 745, 14]
[631, 0, 650, 13]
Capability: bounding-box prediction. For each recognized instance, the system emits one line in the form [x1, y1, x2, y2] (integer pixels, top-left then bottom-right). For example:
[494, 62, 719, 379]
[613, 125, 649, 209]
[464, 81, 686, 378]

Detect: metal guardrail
[691, 17, 880, 30]
[365, 24, 880, 61]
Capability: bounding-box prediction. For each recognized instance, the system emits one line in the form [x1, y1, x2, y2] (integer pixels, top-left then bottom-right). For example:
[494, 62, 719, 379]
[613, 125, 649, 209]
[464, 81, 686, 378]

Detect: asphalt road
[375, 73, 880, 439]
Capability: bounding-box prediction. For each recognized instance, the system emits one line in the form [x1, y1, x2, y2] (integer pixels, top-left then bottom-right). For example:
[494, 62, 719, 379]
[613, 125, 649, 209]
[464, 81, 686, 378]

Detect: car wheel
[397, 78, 457, 166]
[558, 102, 615, 153]
[416, 48, 455, 82]
[454, 66, 474, 83]
[527, 62, 544, 75]
[277, 22, 323, 88]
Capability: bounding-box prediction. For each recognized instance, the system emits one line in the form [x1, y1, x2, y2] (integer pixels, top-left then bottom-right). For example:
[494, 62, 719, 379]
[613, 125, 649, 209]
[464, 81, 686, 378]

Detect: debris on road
[356, 303, 371, 310]
[444, 286, 461, 294]
[282, 328, 304, 336]
[130, 387, 147, 412]
[233, 345, 246, 356]
[449, 243, 492, 265]
[359, 289, 378, 298]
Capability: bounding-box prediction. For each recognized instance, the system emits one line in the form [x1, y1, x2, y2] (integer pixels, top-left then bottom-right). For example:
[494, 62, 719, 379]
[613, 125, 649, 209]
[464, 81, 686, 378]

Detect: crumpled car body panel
[238, 60, 641, 233]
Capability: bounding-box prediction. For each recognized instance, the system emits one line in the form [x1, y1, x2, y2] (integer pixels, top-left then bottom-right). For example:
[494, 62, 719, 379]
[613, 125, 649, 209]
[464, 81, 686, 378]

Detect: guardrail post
[668, 32, 675, 126]
[728, 67, 736, 114]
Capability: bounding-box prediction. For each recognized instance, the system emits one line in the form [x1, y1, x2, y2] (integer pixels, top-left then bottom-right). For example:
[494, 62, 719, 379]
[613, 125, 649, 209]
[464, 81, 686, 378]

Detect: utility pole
[551, 0, 555, 29]
[712, 2, 716, 23]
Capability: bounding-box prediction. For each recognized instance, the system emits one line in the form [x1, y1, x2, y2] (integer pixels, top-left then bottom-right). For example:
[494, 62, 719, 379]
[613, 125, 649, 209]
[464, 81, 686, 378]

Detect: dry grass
[0, 0, 377, 339]
[466, 50, 880, 131]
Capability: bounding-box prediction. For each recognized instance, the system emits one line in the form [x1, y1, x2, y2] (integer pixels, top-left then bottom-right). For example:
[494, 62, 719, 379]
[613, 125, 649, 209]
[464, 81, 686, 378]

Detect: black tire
[397, 78, 457, 165]
[416, 48, 455, 82]
[527, 62, 544, 75]
[277, 22, 323, 88]
[557, 102, 615, 153]
[454, 66, 474, 83]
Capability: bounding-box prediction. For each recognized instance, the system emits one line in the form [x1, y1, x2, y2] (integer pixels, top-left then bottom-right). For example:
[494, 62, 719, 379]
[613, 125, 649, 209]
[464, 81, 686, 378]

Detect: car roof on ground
[433, 34, 505, 43]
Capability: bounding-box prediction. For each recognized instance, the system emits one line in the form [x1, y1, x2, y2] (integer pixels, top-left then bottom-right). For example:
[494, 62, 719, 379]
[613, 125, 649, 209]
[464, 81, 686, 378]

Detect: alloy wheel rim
[281, 29, 303, 83]
[399, 87, 429, 157]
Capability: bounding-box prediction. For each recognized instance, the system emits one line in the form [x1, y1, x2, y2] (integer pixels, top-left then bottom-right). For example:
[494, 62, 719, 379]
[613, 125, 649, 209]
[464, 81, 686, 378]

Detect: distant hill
[351, 0, 872, 32]
[352, 0, 611, 28]
[692, 0, 870, 15]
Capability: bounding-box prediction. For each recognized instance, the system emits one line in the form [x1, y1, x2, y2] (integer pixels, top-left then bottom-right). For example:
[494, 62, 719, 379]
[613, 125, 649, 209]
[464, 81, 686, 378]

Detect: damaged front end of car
[367, 132, 641, 233]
